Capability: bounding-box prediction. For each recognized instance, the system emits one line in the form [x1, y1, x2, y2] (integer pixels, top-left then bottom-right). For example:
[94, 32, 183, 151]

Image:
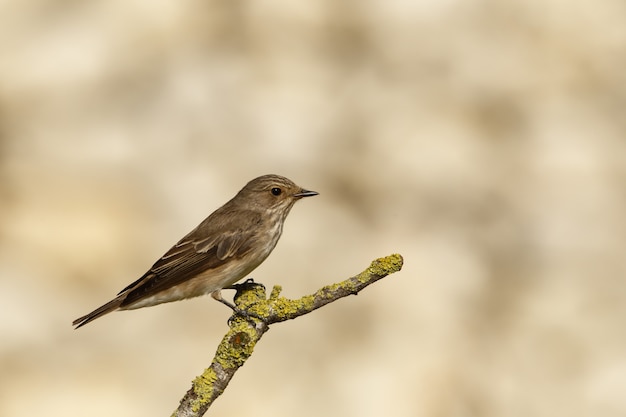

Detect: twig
[172, 253, 404, 417]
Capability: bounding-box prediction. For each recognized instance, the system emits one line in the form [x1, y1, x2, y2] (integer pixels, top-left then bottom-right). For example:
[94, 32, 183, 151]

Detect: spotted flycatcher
[72, 174, 317, 328]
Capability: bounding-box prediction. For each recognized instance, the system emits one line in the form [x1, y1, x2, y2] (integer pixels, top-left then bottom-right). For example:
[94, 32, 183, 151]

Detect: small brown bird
[73, 174, 317, 328]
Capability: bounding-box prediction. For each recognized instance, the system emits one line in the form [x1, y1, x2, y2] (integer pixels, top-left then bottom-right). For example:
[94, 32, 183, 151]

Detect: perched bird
[73, 174, 318, 328]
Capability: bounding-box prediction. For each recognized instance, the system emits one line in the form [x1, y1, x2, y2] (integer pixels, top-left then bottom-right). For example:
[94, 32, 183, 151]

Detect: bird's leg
[210, 289, 238, 311]
[211, 283, 267, 325]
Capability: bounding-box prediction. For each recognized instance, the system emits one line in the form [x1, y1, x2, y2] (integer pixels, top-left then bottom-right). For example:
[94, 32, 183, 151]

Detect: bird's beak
[294, 189, 319, 198]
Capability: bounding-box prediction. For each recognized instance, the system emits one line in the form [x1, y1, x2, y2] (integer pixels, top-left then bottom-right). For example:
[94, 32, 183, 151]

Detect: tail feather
[72, 297, 124, 329]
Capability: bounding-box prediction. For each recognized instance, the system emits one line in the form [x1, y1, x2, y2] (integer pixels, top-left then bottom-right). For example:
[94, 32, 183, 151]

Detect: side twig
[172, 253, 404, 417]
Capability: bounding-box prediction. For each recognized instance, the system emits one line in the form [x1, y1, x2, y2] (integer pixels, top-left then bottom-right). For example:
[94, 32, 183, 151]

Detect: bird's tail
[72, 297, 124, 329]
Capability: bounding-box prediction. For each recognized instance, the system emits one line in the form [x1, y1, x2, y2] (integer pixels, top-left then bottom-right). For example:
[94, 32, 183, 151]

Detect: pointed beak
[294, 189, 319, 198]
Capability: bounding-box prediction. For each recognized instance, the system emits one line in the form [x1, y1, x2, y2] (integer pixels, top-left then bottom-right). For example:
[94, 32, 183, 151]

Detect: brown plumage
[72, 174, 317, 329]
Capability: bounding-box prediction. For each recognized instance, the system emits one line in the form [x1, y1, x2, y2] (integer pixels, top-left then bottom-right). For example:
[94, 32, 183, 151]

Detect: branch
[172, 253, 404, 417]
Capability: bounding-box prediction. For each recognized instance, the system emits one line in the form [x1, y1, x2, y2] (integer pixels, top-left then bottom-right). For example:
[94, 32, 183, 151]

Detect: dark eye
[271, 187, 282, 196]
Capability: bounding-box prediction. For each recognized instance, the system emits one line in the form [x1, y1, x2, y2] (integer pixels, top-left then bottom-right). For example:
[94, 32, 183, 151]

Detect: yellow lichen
[270, 295, 314, 317]
[368, 254, 404, 277]
[215, 324, 258, 370]
[269, 285, 283, 300]
[189, 368, 218, 413]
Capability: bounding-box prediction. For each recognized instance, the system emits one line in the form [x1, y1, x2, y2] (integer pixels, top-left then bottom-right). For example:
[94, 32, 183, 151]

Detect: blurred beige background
[1, 1, 625, 416]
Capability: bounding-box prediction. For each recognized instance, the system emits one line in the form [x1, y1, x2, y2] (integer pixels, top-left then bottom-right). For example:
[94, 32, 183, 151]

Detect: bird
[72, 174, 318, 329]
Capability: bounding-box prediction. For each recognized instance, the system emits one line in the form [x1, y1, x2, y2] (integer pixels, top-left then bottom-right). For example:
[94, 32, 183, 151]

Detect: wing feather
[118, 210, 262, 308]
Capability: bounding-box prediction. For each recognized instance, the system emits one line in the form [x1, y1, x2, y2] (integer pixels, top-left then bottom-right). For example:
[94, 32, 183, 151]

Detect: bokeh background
[1, 1, 625, 416]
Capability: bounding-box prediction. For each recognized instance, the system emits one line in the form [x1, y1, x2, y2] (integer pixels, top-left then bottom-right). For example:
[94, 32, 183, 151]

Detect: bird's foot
[225, 278, 266, 292]
[216, 280, 268, 325]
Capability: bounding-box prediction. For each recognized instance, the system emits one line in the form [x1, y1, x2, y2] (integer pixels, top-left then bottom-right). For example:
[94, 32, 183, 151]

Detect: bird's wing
[118, 210, 262, 307]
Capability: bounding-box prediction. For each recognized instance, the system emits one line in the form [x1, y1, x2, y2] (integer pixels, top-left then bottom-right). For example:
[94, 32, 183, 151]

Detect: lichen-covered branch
[172, 253, 404, 417]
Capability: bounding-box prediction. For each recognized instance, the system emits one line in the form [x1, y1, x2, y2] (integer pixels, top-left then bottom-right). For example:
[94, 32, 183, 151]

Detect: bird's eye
[271, 187, 282, 196]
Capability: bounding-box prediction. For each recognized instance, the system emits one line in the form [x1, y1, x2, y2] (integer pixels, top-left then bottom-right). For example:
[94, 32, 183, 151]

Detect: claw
[225, 278, 266, 291]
